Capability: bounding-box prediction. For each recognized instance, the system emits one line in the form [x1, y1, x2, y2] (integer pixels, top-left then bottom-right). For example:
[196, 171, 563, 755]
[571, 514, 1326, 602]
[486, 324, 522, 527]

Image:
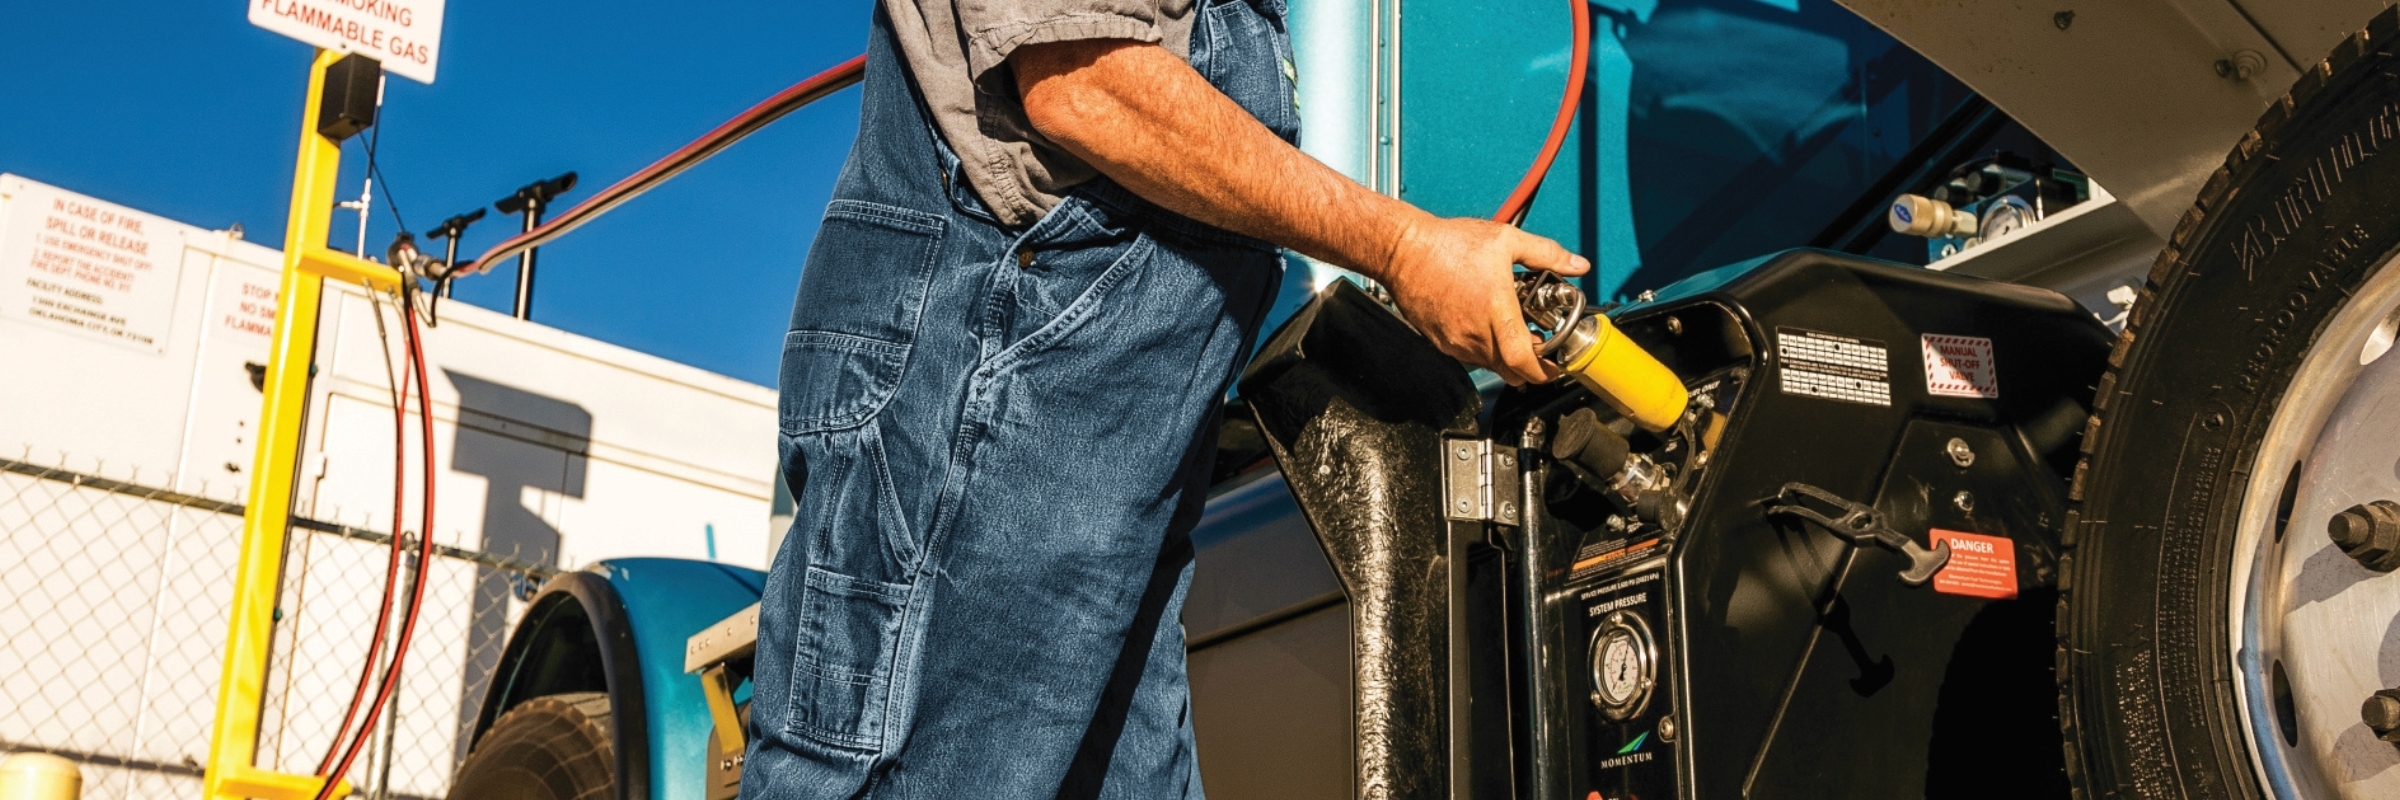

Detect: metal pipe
[495, 173, 574, 321]
[1511, 418, 1570, 800]
[439, 233, 459, 298]
[368, 549, 415, 800]
[513, 204, 540, 319]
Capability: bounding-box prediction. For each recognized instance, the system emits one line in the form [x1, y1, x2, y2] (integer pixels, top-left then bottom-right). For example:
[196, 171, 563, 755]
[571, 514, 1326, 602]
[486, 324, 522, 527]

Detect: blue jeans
[743, 2, 1295, 797]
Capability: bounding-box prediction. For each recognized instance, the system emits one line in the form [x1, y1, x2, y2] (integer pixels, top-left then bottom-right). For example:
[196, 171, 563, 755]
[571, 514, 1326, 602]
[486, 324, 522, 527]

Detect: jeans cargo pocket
[781, 200, 946, 434]
[786, 566, 911, 751]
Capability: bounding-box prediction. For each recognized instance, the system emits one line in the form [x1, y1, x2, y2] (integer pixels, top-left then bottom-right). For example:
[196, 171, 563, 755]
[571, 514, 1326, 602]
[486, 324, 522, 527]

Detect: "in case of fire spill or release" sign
[0, 180, 184, 354]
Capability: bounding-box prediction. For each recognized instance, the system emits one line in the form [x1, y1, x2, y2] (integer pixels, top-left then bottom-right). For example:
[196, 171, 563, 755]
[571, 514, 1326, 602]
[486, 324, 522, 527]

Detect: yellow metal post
[202, 48, 402, 800]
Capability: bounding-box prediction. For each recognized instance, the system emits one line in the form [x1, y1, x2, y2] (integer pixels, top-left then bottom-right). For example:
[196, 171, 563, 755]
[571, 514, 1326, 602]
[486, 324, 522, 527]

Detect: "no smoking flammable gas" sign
[249, 0, 446, 84]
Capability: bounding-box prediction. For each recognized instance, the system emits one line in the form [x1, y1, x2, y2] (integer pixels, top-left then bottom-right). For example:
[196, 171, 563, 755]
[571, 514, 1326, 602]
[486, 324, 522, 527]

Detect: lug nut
[2327, 500, 2400, 573]
[2363, 689, 2400, 742]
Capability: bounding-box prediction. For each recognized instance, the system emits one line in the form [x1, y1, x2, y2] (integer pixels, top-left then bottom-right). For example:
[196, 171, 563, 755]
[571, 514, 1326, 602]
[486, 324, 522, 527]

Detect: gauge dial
[1598, 631, 1642, 702]
[1589, 611, 1657, 720]
[1974, 196, 2036, 245]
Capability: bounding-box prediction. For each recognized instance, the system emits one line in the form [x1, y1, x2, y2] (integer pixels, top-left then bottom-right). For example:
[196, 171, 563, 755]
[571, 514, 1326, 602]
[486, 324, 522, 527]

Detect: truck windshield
[1605, 0, 2065, 298]
[1317, 0, 2076, 310]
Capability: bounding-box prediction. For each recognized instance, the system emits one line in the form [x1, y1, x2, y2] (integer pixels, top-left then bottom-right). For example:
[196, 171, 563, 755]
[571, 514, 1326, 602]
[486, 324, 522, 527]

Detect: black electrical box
[317, 53, 382, 143]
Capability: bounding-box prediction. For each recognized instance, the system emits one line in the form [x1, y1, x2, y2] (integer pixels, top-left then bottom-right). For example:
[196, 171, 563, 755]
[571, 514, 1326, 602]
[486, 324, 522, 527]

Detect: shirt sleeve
[957, 0, 1196, 80]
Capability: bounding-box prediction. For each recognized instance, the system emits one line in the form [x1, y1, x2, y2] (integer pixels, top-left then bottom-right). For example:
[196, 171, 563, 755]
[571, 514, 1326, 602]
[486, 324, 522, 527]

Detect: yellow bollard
[0, 753, 80, 800]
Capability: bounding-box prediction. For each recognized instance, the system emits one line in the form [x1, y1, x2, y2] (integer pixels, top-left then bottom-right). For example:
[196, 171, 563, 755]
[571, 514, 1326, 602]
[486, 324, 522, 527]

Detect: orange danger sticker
[1930, 529, 2017, 599]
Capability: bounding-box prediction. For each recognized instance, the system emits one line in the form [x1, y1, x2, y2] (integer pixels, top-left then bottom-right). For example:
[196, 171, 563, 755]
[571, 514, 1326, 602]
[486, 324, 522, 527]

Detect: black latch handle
[1765, 482, 1951, 586]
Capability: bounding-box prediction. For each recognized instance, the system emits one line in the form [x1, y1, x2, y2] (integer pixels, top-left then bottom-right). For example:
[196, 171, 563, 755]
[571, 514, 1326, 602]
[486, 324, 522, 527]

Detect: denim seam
[793, 660, 877, 687]
[876, 561, 936, 766]
[804, 566, 912, 602]
[791, 716, 880, 751]
[865, 424, 922, 569]
[1011, 197, 1110, 252]
[824, 198, 945, 234]
[896, 225, 1062, 755]
[784, 331, 909, 357]
[783, 596, 872, 747]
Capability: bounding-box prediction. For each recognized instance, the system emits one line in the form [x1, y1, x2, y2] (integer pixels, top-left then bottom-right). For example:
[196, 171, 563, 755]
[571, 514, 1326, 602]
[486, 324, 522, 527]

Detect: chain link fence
[0, 455, 558, 800]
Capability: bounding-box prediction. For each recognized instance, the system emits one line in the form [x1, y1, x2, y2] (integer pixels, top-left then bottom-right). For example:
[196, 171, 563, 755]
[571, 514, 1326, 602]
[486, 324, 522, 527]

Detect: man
[743, 0, 1585, 796]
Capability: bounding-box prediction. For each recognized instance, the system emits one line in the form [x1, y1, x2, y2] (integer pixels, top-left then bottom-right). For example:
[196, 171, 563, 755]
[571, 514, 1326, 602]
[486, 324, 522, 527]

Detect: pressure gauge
[1973, 195, 2037, 246]
[1590, 611, 1657, 720]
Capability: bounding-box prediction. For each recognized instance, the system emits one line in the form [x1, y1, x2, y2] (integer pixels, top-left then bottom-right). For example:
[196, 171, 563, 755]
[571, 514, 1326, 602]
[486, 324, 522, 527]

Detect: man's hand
[1380, 217, 1587, 385]
[1014, 39, 1587, 384]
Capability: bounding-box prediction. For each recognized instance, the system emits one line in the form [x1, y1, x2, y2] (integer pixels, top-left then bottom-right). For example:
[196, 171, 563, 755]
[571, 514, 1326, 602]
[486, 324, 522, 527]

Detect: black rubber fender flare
[466, 571, 652, 800]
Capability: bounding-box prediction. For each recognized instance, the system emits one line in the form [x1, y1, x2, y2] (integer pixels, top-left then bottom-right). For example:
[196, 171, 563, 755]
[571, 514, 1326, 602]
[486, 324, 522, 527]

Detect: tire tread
[2055, 9, 2400, 796]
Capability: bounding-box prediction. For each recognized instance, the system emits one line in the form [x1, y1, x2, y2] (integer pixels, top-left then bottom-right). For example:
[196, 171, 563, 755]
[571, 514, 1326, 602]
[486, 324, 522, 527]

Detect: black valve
[425, 208, 486, 297]
[495, 172, 578, 320]
[427, 208, 485, 244]
[496, 173, 578, 217]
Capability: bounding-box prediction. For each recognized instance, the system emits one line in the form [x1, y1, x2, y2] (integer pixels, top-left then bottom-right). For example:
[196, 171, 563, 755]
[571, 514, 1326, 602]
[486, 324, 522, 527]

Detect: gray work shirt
[882, 0, 1195, 227]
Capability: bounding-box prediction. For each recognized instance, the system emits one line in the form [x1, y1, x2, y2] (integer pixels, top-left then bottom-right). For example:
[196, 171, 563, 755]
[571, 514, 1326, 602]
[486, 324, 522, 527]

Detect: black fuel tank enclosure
[1505, 249, 2112, 800]
[1237, 250, 2113, 800]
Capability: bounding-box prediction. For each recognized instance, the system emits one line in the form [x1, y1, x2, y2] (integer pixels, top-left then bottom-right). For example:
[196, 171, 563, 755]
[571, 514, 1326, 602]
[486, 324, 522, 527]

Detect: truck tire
[446, 692, 617, 800]
[2061, 7, 2400, 800]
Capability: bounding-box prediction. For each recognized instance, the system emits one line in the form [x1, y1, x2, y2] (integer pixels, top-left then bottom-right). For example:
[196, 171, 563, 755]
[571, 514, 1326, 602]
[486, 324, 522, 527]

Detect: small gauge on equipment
[1971, 195, 2037, 247]
[1590, 610, 1657, 720]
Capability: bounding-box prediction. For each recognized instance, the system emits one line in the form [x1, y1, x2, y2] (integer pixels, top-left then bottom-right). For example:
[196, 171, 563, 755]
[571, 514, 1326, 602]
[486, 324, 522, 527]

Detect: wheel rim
[2229, 249, 2400, 799]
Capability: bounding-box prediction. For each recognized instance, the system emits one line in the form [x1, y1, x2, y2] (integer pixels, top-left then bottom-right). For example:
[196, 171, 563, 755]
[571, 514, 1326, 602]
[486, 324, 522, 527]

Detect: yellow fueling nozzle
[1515, 271, 1685, 432]
[1556, 314, 1685, 432]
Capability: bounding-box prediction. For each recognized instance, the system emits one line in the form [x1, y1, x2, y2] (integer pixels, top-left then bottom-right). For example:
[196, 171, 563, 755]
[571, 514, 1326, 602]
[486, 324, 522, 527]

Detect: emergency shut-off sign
[249, 0, 446, 84]
[0, 179, 184, 354]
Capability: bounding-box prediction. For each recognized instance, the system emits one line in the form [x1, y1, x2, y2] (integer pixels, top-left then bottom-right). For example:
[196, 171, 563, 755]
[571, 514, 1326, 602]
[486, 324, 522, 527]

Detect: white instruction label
[1921, 333, 2000, 398]
[0, 181, 183, 353]
[1776, 327, 1890, 407]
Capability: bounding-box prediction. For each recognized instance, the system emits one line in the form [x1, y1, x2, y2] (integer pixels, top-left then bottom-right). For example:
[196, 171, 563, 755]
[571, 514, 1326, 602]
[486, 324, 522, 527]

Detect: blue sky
[1, 2, 875, 387]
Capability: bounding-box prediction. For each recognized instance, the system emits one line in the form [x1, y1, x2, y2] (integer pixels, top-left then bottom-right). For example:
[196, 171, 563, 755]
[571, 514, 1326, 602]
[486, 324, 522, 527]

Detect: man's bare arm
[1012, 38, 1586, 385]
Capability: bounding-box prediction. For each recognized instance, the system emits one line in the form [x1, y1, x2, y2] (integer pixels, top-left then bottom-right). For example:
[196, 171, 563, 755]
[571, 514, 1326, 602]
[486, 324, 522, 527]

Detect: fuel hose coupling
[1516, 272, 1686, 432]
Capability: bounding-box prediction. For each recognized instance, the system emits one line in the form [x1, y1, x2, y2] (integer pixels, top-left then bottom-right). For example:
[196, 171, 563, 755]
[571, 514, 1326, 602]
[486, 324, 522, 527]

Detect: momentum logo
[1598, 729, 1658, 769]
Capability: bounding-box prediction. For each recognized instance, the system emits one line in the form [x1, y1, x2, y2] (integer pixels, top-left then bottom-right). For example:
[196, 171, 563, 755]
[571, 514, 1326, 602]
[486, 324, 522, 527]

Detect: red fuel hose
[315, 292, 442, 800]
[1493, 0, 1591, 225]
[313, 325, 412, 777]
[465, 55, 868, 275]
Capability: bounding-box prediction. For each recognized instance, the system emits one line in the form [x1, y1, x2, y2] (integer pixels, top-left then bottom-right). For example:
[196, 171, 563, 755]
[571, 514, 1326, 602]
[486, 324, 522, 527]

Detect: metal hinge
[1442, 437, 1523, 525]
